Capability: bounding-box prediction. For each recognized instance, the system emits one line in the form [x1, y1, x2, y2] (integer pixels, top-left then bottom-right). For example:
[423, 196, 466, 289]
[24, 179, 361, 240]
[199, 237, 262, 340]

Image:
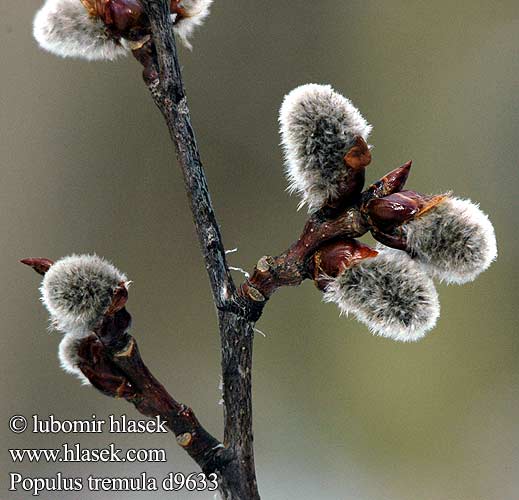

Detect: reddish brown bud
[365, 191, 446, 230]
[170, 0, 188, 20]
[364, 161, 412, 199]
[20, 258, 54, 276]
[80, 0, 191, 41]
[312, 239, 378, 291]
[106, 0, 147, 35]
[324, 137, 372, 212]
[106, 282, 129, 316]
[370, 227, 408, 251]
[344, 136, 372, 171]
[76, 335, 135, 399]
[81, 0, 150, 41]
[94, 307, 133, 349]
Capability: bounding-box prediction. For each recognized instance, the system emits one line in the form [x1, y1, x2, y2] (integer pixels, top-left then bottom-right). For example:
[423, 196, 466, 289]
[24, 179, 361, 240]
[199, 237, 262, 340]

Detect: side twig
[78, 308, 231, 472]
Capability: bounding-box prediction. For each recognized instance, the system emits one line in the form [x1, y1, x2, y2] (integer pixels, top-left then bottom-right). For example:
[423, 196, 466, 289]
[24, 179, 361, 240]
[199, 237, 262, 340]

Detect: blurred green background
[1, 1, 518, 499]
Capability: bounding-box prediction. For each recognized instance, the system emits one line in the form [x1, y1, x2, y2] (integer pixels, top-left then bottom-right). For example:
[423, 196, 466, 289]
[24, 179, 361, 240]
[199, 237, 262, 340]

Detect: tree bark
[134, 1, 260, 498]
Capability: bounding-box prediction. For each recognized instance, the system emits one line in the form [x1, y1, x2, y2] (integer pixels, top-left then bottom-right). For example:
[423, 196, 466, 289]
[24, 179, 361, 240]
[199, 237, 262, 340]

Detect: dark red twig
[78, 308, 232, 474]
[238, 161, 414, 311]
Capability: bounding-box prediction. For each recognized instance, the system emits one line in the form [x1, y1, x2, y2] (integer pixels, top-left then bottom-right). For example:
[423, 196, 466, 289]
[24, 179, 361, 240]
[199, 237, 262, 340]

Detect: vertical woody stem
[134, 1, 260, 498]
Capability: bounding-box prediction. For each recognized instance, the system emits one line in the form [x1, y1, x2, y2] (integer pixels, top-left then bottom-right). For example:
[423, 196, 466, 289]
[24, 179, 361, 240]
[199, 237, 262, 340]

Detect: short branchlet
[24, 82, 498, 359]
[237, 84, 497, 341]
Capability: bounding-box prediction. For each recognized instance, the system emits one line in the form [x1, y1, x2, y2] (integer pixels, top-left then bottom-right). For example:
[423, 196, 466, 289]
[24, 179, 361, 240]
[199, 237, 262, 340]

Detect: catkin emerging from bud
[40, 254, 127, 335]
[403, 197, 497, 284]
[33, 0, 128, 61]
[323, 248, 440, 342]
[279, 84, 372, 212]
[33, 0, 213, 60]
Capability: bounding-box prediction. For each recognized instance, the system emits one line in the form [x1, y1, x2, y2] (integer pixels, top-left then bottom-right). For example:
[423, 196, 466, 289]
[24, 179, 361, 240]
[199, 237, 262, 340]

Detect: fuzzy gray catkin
[323, 248, 440, 342]
[40, 254, 127, 383]
[403, 197, 497, 284]
[33, 0, 127, 61]
[279, 84, 372, 212]
[33, 0, 213, 60]
[41, 254, 126, 335]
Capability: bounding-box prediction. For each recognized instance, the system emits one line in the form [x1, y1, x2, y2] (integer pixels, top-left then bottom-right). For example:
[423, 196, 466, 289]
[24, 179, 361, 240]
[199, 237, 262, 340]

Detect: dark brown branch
[134, 0, 235, 311]
[130, 2, 260, 498]
[216, 312, 259, 498]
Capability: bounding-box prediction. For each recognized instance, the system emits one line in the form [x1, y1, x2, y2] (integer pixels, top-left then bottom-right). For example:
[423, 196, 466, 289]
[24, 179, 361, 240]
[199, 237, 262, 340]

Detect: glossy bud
[312, 239, 378, 291]
[20, 258, 54, 276]
[366, 191, 446, 230]
[364, 161, 412, 200]
[82, 0, 149, 40]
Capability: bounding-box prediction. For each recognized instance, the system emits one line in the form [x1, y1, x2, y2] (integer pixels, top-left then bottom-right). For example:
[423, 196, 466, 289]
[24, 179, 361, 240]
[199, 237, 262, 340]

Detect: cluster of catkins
[40, 255, 128, 383]
[33, 0, 213, 59]
[280, 84, 497, 342]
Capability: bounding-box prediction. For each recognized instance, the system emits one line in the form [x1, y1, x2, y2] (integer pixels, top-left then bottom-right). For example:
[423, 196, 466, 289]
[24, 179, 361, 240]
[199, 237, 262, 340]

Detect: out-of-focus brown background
[1, 1, 518, 499]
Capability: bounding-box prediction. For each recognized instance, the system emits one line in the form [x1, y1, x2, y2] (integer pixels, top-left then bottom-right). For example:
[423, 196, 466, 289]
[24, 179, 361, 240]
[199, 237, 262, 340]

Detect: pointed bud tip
[386, 160, 412, 184]
[106, 282, 129, 315]
[365, 160, 413, 200]
[20, 258, 54, 276]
